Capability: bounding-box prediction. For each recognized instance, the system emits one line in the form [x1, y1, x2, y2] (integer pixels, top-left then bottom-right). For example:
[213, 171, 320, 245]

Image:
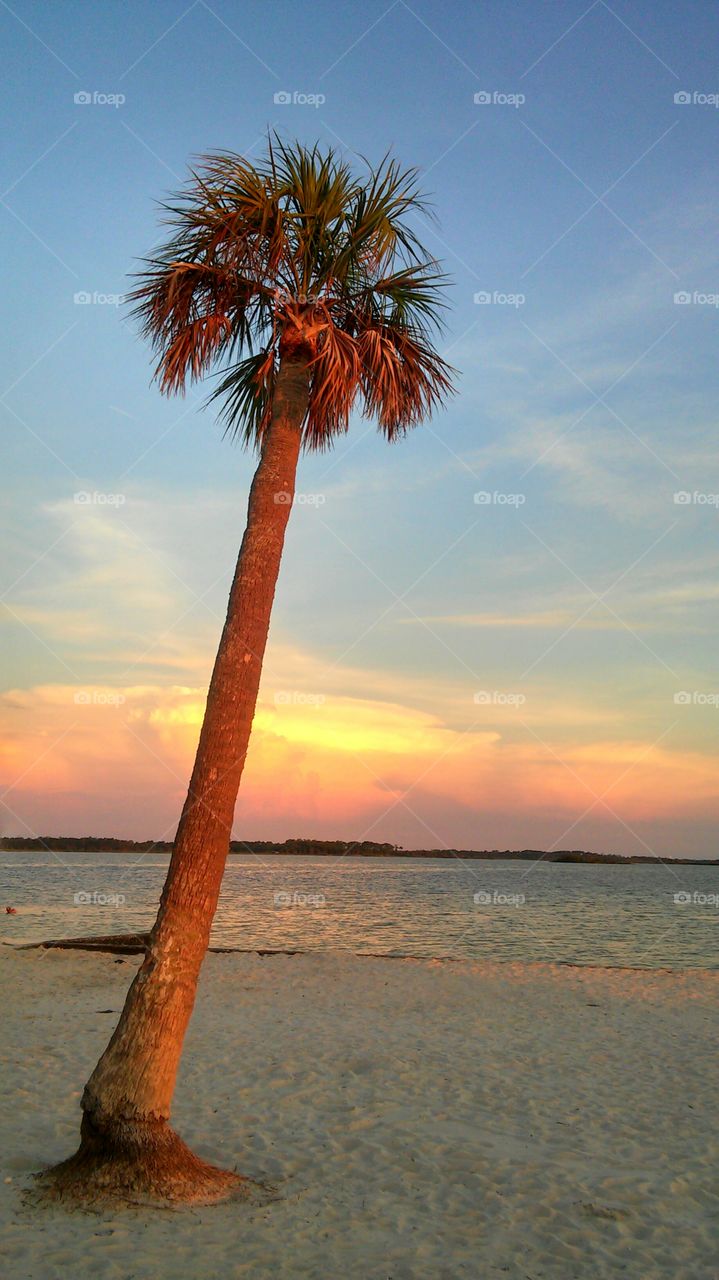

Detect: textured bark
[40, 353, 310, 1204]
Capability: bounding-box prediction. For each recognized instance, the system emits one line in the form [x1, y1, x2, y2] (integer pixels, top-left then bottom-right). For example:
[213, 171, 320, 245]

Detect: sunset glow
[2, 5, 718, 861]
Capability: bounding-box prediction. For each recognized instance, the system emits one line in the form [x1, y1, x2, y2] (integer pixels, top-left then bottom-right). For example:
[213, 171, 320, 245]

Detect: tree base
[35, 1111, 251, 1208]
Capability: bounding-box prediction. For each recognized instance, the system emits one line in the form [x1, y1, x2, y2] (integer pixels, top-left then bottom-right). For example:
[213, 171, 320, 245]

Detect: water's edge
[7, 935, 717, 975]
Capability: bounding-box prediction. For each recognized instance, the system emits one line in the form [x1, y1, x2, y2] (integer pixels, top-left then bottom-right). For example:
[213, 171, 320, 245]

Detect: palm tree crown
[131, 137, 456, 450]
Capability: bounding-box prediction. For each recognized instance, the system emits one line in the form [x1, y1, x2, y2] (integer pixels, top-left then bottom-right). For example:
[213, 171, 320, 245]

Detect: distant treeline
[1, 836, 397, 856]
[1, 836, 715, 864]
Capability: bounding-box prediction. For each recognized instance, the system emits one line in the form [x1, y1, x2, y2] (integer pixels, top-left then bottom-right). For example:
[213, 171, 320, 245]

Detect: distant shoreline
[1, 837, 716, 865]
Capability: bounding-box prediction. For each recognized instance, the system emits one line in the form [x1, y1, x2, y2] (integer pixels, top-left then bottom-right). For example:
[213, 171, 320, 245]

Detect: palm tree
[42, 138, 455, 1204]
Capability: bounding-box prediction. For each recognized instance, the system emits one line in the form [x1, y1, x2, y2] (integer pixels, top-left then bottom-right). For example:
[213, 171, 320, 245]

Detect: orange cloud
[1, 681, 718, 850]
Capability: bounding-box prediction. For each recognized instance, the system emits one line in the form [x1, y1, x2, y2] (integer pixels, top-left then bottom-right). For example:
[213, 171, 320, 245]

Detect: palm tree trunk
[41, 354, 310, 1204]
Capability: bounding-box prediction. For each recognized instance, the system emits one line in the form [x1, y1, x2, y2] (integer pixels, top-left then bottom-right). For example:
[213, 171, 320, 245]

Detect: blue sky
[2, 0, 718, 855]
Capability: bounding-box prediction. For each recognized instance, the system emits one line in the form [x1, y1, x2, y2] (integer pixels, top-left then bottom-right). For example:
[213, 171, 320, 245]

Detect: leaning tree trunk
[40, 354, 310, 1205]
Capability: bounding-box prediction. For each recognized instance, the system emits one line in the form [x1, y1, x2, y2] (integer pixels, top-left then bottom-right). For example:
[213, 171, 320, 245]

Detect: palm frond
[305, 323, 362, 448]
[209, 348, 276, 447]
[129, 135, 456, 450]
[358, 323, 454, 438]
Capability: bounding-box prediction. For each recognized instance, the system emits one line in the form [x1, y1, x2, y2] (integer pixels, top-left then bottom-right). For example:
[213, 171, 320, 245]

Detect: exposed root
[35, 1111, 253, 1208]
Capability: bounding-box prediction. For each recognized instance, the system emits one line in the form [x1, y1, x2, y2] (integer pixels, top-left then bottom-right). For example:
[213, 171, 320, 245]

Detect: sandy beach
[1, 945, 717, 1279]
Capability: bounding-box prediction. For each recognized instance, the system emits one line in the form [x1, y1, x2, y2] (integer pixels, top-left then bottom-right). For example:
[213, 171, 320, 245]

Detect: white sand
[1, 946, 717, 1279]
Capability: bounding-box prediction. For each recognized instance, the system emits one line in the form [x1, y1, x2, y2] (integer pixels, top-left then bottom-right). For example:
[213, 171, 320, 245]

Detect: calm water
[1, 853, 717, 970]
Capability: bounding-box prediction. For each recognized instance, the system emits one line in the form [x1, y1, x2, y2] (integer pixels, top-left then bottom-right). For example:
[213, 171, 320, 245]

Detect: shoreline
[3, 841, 717, 864]
[6, 933, 718, 975]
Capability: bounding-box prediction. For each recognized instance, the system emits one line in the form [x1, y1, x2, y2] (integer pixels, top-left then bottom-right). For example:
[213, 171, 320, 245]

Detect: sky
[1, 0, 718, 857]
